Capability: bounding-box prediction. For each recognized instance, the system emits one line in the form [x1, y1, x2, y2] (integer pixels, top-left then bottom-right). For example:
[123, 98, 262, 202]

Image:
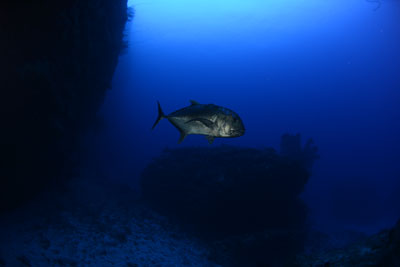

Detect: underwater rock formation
[280, 133, 319, 171]
[141, 135, 318, 265]
[297, 218, 400, 266]
[0, 177, 216, 266]
[1, 0, 128, 211]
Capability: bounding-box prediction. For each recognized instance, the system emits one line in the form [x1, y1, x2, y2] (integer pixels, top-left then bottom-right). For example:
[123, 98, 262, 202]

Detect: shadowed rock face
[141, 137, 317, 266]
[297, 219, 400, 266]
[380, 219, 400, 266]
[1, 0, 128, 211]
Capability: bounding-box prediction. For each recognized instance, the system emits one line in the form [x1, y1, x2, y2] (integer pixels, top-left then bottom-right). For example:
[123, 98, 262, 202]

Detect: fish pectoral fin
[185, 118, 214, 128]
[205, 135, 215, 144]
[189, 100, 200, 105]
[178, 130, 187, 144]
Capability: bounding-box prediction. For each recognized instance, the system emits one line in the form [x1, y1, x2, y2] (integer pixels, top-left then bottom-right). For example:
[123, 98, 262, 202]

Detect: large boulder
[141, 145, 309, 236]
[141, 135, 318, 265]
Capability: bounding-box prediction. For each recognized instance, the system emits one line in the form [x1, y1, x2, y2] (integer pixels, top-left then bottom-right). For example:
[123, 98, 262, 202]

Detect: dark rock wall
[1, 0, 128, 211]
[140, 135, 318, 266]
[380, 219, 400, 266]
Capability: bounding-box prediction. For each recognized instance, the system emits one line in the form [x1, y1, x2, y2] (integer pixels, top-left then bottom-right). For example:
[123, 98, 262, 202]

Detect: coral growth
[280, 133, 319, 171]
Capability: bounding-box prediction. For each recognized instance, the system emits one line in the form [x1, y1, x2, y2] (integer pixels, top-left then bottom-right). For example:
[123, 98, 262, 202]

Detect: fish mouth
[232, 129, 245, 137]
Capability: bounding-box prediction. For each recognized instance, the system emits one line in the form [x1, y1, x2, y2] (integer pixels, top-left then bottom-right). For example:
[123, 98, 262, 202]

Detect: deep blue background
[96, 0, 400, 233]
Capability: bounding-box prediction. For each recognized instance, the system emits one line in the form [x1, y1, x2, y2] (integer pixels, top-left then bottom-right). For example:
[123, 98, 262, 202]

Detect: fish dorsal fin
[205, 135, 215, 144]
[190, 100, 200, 106]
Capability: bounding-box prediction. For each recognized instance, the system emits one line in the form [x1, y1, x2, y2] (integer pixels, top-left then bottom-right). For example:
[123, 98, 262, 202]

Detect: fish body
[152, 100, 245, 144]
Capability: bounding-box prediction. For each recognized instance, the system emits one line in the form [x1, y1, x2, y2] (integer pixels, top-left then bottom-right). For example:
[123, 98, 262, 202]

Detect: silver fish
[152, 100, 245, 144]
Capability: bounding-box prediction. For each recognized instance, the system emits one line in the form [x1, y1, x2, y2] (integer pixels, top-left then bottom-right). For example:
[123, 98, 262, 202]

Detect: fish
[152, 100, 245, 144]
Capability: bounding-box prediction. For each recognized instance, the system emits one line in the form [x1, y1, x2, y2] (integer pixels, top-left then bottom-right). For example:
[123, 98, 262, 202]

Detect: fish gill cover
[140, 134, 319, 265]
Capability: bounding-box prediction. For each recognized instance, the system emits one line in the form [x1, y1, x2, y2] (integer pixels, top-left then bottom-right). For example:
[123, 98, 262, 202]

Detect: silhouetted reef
[280, 133, 319, 171]
[141, 134, 319, 266]
[1, 0, 129, 211]
[297, 219, 400, 266]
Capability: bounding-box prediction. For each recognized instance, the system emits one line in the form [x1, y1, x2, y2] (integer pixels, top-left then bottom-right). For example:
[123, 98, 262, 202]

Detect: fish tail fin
[152, 101, 165, 130]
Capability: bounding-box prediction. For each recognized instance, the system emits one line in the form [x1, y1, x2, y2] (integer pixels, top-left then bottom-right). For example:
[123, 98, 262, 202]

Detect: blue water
[99, 0, 400, 233]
